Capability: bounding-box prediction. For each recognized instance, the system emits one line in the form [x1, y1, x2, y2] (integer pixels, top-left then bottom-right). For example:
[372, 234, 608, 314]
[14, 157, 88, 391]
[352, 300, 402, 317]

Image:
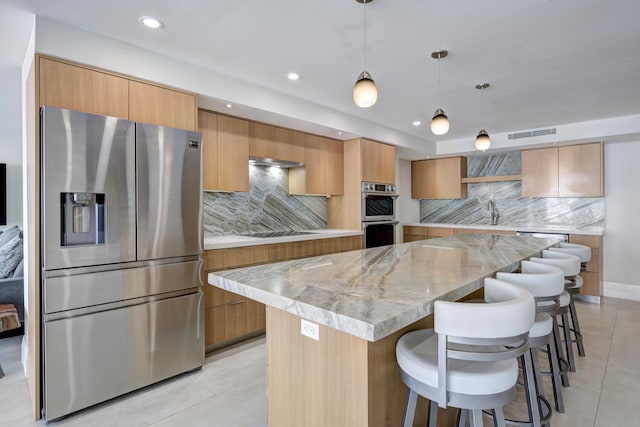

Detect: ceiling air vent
[508, 128, 556, 140]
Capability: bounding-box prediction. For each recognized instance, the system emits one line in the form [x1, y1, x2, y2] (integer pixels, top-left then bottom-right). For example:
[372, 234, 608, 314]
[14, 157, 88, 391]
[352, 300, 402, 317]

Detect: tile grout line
[590, 298, 620, 427]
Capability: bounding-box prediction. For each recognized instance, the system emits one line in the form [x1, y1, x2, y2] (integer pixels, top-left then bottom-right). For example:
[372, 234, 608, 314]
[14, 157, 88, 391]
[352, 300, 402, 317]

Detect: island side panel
[266, 306, 465, 427]
[266, 307, 369, 427]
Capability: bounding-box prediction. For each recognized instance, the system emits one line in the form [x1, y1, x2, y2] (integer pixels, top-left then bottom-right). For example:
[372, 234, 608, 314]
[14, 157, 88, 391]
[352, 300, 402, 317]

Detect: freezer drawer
[44, 260, 202, 314]
[43, 292, 204, 421]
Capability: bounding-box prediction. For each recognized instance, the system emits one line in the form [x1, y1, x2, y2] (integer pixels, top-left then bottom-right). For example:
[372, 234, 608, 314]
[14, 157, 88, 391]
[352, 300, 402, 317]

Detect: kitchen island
[208, 234, 560, 427]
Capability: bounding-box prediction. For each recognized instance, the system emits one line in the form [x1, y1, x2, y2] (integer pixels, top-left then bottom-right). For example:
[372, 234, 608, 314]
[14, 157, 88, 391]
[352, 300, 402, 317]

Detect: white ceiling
[9, 0, 640, 154]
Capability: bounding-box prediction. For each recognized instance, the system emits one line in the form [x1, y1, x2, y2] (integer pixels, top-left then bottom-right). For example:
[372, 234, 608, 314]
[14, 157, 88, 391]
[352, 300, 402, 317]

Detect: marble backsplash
[419, 152, 605, 228]
[204, 165, 327, 236]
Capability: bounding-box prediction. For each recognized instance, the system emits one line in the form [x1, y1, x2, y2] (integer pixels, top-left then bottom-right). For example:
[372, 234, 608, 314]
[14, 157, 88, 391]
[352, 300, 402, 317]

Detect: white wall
[603, 141, 640, 299]
[0, 64, 23, 231]
[395, 159, 420, 242]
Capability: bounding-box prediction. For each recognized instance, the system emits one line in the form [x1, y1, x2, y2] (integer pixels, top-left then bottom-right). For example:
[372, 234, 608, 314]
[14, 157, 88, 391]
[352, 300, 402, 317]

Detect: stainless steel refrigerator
[40, 106, 204, 421]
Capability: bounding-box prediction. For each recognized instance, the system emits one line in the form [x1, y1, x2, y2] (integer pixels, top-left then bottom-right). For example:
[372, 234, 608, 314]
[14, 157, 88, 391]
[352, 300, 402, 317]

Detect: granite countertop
[204, 229, 363, 250]
[208, 234, 560, 342]
[404, 222, 604, 236]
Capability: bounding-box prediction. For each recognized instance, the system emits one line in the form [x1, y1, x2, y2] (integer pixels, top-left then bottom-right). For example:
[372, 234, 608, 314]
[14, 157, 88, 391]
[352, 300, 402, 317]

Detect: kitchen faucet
[488, 200, 499, 226]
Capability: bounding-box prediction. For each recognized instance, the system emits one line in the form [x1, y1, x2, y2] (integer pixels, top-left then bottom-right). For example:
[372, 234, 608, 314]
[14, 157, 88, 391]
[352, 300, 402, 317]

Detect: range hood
[249, 156, 304, 168]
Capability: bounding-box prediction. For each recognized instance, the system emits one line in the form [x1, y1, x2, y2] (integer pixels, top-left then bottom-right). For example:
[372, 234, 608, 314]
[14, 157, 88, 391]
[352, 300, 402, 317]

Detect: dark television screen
[0, 163, 6, 225]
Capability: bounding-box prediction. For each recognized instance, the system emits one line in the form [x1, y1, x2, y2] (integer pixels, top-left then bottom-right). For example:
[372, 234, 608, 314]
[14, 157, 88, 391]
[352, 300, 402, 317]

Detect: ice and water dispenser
[61, 192, 105, 246]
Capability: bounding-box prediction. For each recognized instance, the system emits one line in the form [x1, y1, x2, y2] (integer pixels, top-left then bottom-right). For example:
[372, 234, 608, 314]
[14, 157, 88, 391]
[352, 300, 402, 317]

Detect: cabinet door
[218, 115, 249, 192]
[522, 147, 559, 197]
[362, 139, 395, 184]
[435, 157, 467, 199]
[198, 110, 218, 191]
[39, 57, 129, 119]
[129, 80, 196, 130]
[559, 143, 603, 197]
[205, 300, 266, 347]
[325, 138, 344, 195]
[427, 227, 453, 238]
[411, 160, 436, 199]
[249, 122, 305, 162]
[304, 134, 327, 195]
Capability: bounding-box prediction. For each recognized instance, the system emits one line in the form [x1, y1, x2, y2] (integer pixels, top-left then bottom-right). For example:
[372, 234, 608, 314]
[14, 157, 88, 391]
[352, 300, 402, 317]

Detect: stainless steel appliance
[40, 106, 204, 421]
[361, 182, 397, 222]
[361, 182, 398, 248]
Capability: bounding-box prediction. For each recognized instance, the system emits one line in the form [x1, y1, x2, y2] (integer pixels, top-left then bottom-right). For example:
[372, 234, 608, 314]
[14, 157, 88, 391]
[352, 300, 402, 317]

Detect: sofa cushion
[0, 225, 19, 248]
[12, 258, 24, 278]
[0, 231, 23, 279]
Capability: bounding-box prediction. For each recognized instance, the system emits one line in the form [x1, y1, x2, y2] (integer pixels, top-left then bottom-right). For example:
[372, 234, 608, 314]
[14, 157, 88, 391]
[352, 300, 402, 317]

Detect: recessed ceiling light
[287, 72, 300, 81]
[139, 16, 164, 29]
[412, 121, 422, 127]
[338, 131, 343, 135]
[226, 103, 232, 108]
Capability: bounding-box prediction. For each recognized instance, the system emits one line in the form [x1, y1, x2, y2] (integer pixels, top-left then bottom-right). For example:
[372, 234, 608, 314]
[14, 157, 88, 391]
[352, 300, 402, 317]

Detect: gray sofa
[0, 226, 24, 323]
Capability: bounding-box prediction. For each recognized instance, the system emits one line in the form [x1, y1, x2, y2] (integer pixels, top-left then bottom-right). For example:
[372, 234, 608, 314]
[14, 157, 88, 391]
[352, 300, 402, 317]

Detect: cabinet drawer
[203, 284, 246, 308]
[205, 299, 266, 347]
[580, 271, 601, 296]
[403, 234, 428, 243]
[403, 226, 429, 237]
[203, 246, 269, 271]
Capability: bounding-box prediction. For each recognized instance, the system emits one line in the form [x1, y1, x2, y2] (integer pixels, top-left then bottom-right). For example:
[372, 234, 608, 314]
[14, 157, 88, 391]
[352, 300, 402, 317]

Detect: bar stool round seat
[396, 278, 535, 427]
[548, 242, 591, 267]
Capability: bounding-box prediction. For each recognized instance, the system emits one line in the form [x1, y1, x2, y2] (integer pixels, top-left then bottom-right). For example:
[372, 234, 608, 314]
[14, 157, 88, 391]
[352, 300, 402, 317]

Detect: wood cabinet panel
[325, 138, 344, 195]
[39, 57, 129, 119]
[435, 157, 467, 199]
[558, 143, 603, 197]
[217, 115, 249, 192]
[128, 80, 196, 130]
[249, 122, 305, 162]
[580, 271, 601, 296]
[452, 228, 516, 236]
[522, 148, 559, 197]
[403, 226, 429, 237]
[568, 234, 601, 249]
[362, 139, 395, 184]
[206, 300, 266, 347]
[403, 234, 428, 243]
[411, 157, 467, 199]
[427, 227, 453, 238]
[203, 246, 269, 271]
[411, 160, 436, 199]
[198, 110, 218, 191]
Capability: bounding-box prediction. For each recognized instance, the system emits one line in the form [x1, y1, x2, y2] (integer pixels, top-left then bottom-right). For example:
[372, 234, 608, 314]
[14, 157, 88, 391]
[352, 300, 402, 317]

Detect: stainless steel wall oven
[361, 182, 398, 248]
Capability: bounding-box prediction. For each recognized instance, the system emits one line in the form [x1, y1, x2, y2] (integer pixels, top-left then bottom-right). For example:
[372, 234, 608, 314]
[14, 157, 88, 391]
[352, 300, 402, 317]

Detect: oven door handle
[362, 220, 399, 228]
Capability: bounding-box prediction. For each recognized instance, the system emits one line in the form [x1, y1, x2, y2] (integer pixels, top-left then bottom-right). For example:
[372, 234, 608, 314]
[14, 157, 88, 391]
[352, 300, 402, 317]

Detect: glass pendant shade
[430, 108, 450, 135]
[353, 71, 377, 108]
[475, 129, 491, 151]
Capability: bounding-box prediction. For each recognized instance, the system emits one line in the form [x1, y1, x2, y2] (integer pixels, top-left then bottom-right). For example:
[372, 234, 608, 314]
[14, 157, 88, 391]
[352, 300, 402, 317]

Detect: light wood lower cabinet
[204, 235, 362, 348]
[569, 234, 602, 296]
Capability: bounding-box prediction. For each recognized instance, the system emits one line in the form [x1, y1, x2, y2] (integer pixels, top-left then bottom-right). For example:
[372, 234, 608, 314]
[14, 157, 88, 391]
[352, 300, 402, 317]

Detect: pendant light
[474, 83, 491, 151]
[353, 0, 377, 108]
[430, 50, 450, 135]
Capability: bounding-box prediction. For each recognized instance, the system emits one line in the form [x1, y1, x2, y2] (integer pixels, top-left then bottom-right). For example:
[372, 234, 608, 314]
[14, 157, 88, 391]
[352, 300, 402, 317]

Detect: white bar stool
[498, 261, 567, 426]
[396, 278, 535, 427]
[529, 251, 583, 372]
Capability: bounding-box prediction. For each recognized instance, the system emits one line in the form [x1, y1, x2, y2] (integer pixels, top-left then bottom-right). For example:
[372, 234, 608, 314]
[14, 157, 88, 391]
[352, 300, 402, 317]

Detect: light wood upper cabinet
[558, 143, 603, 197]
[522, 148, 559, 197]
[249, 122, 305, 162]
[362, 139, 395, 184]
[217, 115, 250, 192]
[522, 143, 603, 197]
[128, 80, 196, 130]
[198, 110, 250, 192]
[199, 110, 218, 191]
[289, 135, 343, 196]
[325, 138, 344, 195]
[39, 57, 129, 119]
[411, 157, 467, 199]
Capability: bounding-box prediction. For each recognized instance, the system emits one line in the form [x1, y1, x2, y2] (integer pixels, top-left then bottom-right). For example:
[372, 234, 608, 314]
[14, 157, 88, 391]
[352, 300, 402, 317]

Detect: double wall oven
[361, 182, 398, 248]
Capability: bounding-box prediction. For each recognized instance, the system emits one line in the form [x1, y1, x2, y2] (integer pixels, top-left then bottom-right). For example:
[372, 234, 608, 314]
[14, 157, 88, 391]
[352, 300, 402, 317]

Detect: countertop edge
[403, 222, 604, 236]
[204, 229, 363, 250]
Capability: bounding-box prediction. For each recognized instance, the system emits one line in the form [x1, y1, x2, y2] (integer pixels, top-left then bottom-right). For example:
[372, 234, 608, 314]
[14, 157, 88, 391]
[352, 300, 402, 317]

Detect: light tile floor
[0, 297, 638, 427]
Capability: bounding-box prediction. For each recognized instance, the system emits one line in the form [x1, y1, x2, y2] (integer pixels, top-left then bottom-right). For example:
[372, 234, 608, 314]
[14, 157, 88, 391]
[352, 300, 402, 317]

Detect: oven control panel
[362, 182, 396, 194]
